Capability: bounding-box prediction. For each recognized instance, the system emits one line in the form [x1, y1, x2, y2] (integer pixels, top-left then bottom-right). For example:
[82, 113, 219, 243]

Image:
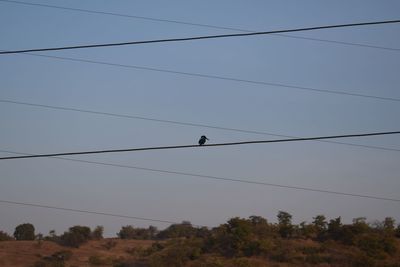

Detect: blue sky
[1, 0, 400, 236]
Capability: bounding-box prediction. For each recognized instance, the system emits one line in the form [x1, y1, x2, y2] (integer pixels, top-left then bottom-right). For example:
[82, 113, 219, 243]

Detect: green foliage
[14, 223, 35, 240]
[149, 238, 203, 267]
[33, 250, 72, 267]
[207, 217, 253, 257]
[299, 221, 315, 239]
[277, 211, 293, 238]
[118, 225, 158, 240]
[59, 225, 91, 248]
[249, 216, 276, 239]
[204, 216, 275, 258]
[352, 217, 371, 235]
[313, 215, 327, 239]
[383, 217, 396, 233]
[0, 230, 13, 241]
[157, 221, 196, 239]
[326, 217, 342, 241]
[7, 214, 400, 266]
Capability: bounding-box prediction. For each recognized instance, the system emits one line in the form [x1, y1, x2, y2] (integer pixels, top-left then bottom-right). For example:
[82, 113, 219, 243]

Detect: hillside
[2, 214, 400, 267]
[1, 237, 400, 267]
[0, 239, 154, 267]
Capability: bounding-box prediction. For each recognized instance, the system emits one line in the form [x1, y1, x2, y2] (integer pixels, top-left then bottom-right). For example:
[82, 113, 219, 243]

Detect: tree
[148, 225, 158, 239]
[60, 225, 91, 247]
[327, 217, 342, 241]
[313, 215, 327, 232]
[352, 217, 370, 234]
[299, 221, 315, 239]
[157, 221, 197, 239]
[383, 217, 395, 233]
[91, 225, 104, 240]
[118, 225, 136, 239]
[395, 224, 400, 238]
[277, 211, 293, 238]
[208, 217, 254, 257]
[0, 230, 13, 241]
[14, 223, 35, 240]
[312, 215, 327, 240]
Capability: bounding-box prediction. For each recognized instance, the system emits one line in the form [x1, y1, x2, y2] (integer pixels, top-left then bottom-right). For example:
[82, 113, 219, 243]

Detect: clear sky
[1, 0, 399, 237]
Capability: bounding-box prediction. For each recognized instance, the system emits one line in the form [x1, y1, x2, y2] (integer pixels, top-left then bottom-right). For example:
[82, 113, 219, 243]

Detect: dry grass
[1, 237, 400, 267]
[0, 239, 154, 267]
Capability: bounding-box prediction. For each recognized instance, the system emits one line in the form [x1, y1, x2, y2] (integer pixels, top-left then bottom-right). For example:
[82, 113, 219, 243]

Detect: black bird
[198, 135, 209, 146]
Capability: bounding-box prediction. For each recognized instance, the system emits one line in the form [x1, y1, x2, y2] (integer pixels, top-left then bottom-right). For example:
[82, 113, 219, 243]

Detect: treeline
[1, 212, 400, 266]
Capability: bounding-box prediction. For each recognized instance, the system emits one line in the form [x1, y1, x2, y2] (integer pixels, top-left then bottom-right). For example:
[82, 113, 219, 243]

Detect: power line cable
[6, 52, 400, 102]
[0, 0, 399, 52]
[1, 98, 399, 153]
[1, 149, 399, 203]
[0, 131, 399, 161]
[1, 20, 400, 55]
[0, 199, 196, 225]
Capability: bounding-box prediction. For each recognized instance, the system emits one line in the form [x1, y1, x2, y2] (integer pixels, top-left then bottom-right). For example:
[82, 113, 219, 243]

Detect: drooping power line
[0, 199, 196, 225]
[1, 20, 400, 55]
[1, 149, 399, 203]
[0, 131, 399, 161]
[1, 98, 399, 153]
[5, 52, 400, 102]
[0, 0, 398, 52]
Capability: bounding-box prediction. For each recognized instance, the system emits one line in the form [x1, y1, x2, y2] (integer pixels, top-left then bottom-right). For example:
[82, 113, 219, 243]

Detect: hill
[0, 239, 154, 267]
[1, 213, 400, 266]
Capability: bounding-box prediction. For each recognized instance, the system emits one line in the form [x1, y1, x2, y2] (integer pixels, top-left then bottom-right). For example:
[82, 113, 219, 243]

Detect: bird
[198, 135, 209, 146]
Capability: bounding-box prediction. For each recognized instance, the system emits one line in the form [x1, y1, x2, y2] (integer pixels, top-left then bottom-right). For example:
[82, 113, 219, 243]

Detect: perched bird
[198, 135, 209, 146]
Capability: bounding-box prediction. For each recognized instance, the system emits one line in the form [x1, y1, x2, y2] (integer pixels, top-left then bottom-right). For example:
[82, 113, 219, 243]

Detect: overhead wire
[1, 98, 399, 153]
[1, 149, 399, 203]
[0, 131, 399, 161]
[0, 199, 196, 226]
[1, 20, 400, 55]
[1, 1, 399, 224]
[0, 0, 399, 52]
[4, 52, 400, 102]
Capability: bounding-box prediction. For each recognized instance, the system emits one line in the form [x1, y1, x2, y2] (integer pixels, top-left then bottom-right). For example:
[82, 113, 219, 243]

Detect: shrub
[149, 239, 202, 266]
[157, 221, 197, 239]
[14, 223, 35, 240]
[356, 234, 396, 259]
[0, 230, 13, 241]
[118, 225, 157, 240]
[277, 211, 293, 238]
[118, 226, 137, 239]
[59, 225, 91, 248]
[33, 250, 72, 267]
